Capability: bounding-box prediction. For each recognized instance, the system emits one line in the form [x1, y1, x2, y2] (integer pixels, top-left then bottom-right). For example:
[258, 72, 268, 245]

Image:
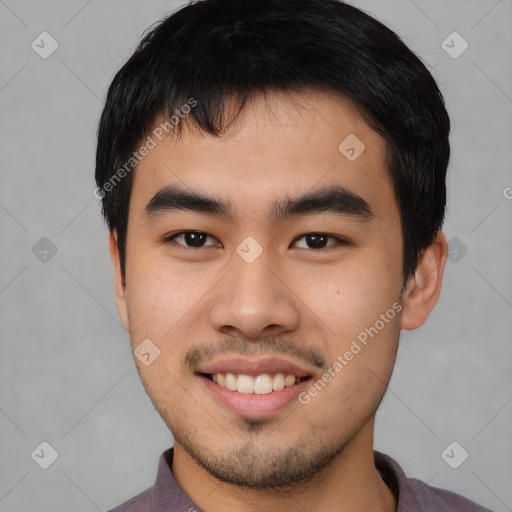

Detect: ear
[109, 230, 130, 331]
[400, 231, 448, 330]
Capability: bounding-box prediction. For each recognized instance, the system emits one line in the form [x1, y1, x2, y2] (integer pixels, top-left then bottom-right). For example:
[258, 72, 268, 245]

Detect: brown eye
[166, 231, 218, 248]
[293, 234, 344, 249]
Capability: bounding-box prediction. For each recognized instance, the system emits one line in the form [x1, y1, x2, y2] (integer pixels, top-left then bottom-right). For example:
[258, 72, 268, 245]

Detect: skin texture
[109, 90, 448, 512]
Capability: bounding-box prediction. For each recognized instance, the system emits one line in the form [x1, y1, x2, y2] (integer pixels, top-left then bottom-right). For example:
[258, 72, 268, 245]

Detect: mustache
[184, 336, 326, 372]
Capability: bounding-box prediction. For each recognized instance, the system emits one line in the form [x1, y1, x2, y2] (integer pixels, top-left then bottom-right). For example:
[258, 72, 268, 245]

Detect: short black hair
[95, 0, 450, 282]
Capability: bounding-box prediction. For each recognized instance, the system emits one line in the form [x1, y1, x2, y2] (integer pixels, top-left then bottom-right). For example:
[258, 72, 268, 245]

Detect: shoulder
[106, 487, 152, 512]
[406, 476, 494, 511]
[374, 451, 494, 512]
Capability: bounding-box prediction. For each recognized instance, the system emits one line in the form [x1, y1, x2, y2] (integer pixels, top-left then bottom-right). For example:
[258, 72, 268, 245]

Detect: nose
[208, 249, 301, 340]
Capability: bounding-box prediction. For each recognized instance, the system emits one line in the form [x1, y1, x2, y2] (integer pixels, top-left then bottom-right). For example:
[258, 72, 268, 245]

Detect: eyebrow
[143, 184, 375, 224]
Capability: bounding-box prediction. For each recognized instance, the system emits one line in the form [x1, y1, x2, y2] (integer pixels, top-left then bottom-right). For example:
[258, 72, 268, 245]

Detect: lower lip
[199, 375, 312, 417]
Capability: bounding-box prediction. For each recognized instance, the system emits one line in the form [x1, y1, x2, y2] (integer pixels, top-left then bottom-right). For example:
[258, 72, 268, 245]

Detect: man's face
[114, 91, 406, 487]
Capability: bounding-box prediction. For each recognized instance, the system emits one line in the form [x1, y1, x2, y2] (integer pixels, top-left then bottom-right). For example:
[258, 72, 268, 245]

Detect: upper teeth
[212, 373, 301, 395]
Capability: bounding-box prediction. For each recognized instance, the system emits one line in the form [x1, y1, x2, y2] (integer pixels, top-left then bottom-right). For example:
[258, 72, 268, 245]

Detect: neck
[171, 418, 397, 512]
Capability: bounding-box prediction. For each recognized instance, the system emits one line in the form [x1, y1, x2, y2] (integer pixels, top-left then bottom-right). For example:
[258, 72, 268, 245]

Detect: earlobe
[109, 230, 130, 331]
[400, 231, 448, 331]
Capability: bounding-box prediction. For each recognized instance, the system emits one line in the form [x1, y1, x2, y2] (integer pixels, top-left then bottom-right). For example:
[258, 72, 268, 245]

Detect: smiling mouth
[201, 372, 312, 395]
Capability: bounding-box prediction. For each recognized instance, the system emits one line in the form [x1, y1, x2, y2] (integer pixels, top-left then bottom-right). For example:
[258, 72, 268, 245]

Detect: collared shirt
[107, 448, 493, 512]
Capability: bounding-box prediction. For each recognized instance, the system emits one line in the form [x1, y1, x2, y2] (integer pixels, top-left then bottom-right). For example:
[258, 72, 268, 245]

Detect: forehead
[130, 90, 394, 222]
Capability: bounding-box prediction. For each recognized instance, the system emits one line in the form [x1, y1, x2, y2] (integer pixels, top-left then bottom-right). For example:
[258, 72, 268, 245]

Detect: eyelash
[163, 231, 349, 250]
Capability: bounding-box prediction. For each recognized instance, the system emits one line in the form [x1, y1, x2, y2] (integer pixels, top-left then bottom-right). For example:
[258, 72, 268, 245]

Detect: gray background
[0, 0, 511, 510]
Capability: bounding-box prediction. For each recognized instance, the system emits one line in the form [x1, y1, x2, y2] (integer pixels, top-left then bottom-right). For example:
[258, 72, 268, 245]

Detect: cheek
[295, 248, 402, 397]
[299, 252, 402, 337]
[124, 251, 210, 345]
